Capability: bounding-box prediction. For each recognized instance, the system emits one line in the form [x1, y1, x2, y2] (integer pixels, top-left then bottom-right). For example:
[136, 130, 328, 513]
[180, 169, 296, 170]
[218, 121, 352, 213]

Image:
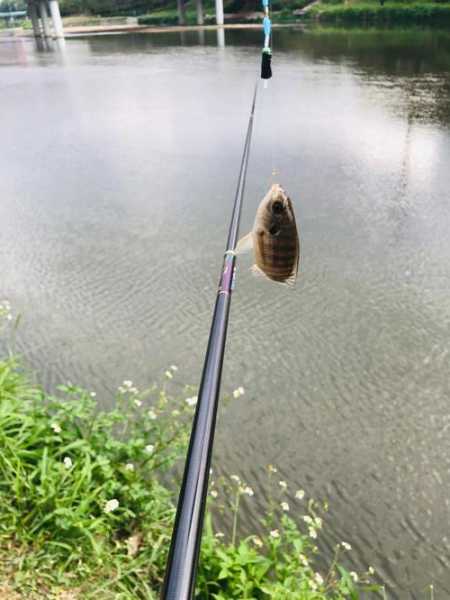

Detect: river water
[1, 26, 450, 598]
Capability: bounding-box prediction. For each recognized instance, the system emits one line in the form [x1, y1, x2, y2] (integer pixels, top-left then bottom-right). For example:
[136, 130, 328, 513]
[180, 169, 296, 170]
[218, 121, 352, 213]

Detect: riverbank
[0, 306, 379, 599]
[16, 21, 297, 38]
[10, 3, 450, 37]
[128, 2, 450, 27]
[305, 1, 450, 24]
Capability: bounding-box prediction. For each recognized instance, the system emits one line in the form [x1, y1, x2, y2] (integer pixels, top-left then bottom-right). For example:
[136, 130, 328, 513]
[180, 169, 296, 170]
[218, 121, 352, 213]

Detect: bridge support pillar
[49, 0, 64, 37]
[39, 1, 51, 38]
[215, 0, 224, 26]
[196, 0, 204, 25]
[29, 3, 41, 39]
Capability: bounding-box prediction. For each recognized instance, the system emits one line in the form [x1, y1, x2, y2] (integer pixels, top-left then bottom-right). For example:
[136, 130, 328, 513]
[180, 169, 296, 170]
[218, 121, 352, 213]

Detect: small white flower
[147, 409, 157, 420]
[303, 515, 313, 524]
[145, 444, 154, 454]
[314, 517, 323, 529]
[269, 529, 280, 539]
[125, 463, 134, 471]
[230, 474, 241, 483]
[129, 387, 139, 394]
[90, 392, 97, 398]
[104, 499, 119, 513]
[6, 314, 12, 321]
[170, 365, 178, 372]
[281, 501, 290, 512]
[134, 399, 142, 407]
[350, 571, 359, 583]
[232, 386, 245, 399]
[185, 396, 198, 407]
[309, 527, 317, 539]
[215, 532, 224, 538]
[123, 380, 133, 388]
[210, 490, 218, 498]
[299, 553, 308, 566]
[51, 423, 61, 434]
[267, 464, 278, 473]
[368, 566, 375, 575]
[242, 486, 254, 497]
[165, 370, 173, 379]
[252, 536, 263, 547]
[310, 581, 317, 591]
[295, 489, 305, 500]
[315, 573, 324, 586]
[63, 456, 72, 469]
[279, 480, 287, 490]
[341, 541, 352, 551]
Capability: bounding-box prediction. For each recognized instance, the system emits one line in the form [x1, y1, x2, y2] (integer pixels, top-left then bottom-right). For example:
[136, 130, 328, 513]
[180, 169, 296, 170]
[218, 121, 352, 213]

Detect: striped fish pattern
[237, 184, 300, 285]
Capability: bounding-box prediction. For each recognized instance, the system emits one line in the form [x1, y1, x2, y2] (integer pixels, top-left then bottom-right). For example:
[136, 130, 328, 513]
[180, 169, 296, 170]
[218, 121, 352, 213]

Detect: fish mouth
[271, 200, 284, 215]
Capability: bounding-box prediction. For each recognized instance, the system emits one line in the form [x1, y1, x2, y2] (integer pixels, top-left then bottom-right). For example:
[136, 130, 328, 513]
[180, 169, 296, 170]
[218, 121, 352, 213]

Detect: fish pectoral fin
[250, 264, 270, 280]
[235, 232, 254, 255]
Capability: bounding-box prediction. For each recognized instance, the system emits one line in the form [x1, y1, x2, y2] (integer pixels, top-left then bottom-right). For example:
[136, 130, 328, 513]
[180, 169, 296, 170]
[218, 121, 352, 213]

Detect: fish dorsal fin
[285, 253, 300, 287]
[251, 265, 298, 287]
[283, 273, 297, 288]
[283, 256, 300, 287]
[235, 232, 254, 255]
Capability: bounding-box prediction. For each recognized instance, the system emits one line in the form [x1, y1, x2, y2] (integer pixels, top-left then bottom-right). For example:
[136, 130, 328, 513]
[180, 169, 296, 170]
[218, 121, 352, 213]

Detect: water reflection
[216, 26, 225, 48]
[197, 28, 205, 46]
[79, 27, 450, 124]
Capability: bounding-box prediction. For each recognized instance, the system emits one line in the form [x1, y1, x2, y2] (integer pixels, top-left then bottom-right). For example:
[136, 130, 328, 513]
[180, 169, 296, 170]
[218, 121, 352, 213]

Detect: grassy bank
[306, 0, 450, 24]
[138, 9, 216, 26]
[0, 304, 380, 598]
[136, 8, 307, 26]
[136, 0, 309, 25]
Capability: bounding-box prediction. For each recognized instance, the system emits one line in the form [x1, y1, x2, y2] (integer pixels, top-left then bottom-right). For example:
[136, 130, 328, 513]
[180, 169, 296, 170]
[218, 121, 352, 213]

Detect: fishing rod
[161, 4, 272, 599]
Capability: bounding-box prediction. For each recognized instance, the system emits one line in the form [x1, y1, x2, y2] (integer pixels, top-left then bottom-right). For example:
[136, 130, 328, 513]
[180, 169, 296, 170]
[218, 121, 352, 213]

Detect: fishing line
[260, 0, 278, 185]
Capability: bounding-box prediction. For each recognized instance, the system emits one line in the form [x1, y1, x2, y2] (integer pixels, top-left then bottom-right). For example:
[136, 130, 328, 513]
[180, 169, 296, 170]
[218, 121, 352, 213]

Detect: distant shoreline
[8, 5, 450, 39]
[305, 2, 450, 24]
[16, 21, 301, 38]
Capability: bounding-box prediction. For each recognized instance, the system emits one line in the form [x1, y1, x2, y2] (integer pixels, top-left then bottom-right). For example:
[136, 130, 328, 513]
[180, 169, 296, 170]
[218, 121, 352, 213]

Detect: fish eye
[269, 225, 281, 236]
[272, 200, 284, 214]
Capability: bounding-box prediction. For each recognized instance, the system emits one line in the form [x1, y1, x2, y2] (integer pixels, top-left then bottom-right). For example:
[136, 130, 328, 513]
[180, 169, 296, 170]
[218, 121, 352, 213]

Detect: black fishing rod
[161, 2, 273, 596]
[160, 83, 258, 600]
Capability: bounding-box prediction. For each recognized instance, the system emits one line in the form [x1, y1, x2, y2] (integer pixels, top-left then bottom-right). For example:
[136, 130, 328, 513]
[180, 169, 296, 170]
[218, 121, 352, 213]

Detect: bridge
[19, 0, 225, 42]
[0, 10, 27, 25]
[26, 0, 64, 40]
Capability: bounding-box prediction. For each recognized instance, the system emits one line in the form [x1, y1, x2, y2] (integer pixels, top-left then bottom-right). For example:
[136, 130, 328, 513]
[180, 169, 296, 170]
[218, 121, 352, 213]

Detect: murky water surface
[1, 26, 450, 598]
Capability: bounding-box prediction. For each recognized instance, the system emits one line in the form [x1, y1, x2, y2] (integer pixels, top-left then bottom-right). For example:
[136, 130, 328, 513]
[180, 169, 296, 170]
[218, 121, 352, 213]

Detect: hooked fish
[236, 183, 300, 285]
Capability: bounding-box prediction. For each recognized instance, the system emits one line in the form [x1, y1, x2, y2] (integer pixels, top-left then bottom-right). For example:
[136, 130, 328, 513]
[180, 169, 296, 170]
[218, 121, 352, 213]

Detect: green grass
[61, 14, 134, 26]
[307, 0, 450, 23]
[0, 304, 380, 598]
[137, 9, 261, 25]
[137, 9, 216, 25]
